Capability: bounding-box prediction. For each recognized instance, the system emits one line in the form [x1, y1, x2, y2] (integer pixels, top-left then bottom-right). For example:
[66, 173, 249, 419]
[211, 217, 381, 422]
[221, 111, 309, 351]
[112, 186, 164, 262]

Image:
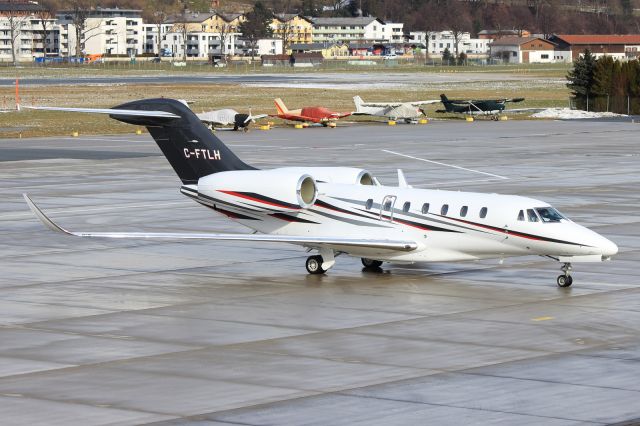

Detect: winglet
[23, 194, 72, 235]
[397, 169, 412, 188]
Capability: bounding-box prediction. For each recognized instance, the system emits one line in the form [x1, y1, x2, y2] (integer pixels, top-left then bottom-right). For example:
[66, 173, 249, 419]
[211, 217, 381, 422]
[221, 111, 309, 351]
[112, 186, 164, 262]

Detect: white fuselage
[182, 177, 618, 264]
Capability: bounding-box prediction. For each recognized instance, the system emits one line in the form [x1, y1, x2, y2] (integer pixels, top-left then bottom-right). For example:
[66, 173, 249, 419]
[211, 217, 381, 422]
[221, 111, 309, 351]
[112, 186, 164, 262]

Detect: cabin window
[441, 204, 449, 215]
[460, 206, 468, 217]
[527, 208, 539, 222]
[383, 200, 393, 211]
[479, 207, 488, 218]
[535, 207, 564, 223]
[403, 201, 411, 212]
[365, 198, 373, 210]
[517, 210, 525, 221]
[421, 203, 429, 214]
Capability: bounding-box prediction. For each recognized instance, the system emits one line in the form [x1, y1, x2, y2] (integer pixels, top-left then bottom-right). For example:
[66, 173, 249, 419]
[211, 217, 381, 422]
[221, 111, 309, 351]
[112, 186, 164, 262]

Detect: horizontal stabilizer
[23, 194, 417, 252]
[26, 106, 180, 119]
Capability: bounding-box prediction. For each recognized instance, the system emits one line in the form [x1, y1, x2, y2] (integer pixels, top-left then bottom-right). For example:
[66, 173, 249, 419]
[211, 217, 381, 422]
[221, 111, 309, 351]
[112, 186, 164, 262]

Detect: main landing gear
[305, 248, 336, 275]
[305, 255, 325, 274]
[557, 262, 573, 287]
[361, 258, 383, 269]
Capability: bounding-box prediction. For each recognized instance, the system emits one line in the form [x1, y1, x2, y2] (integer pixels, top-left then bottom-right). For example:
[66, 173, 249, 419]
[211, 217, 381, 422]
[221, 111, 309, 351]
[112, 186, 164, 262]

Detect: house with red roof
[550, 35, 640, 61]
[489, 37, 569, 64]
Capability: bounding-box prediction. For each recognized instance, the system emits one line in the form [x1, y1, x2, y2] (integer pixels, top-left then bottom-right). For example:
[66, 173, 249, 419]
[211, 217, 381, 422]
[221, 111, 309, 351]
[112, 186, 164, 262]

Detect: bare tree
[6, 9, 28, 66]
[34, 0, 58, 59]
[143, 0, 178, 57]
[275, 15, 294, 51]
[216, 20, 234, 57]
[66, 0, 103, 58]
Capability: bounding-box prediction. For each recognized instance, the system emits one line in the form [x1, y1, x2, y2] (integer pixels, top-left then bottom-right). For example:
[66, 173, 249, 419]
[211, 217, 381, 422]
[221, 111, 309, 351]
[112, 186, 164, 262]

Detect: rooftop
[311, 17, 384, 26]
[491, 36, 552, 46]
[554, 34, 640, 45]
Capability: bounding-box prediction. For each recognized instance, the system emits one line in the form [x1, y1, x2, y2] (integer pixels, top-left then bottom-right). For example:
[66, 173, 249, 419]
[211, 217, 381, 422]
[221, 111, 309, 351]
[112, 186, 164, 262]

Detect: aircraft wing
[502, 108, 547, 114]
[409, 100, 441, 106]
[247, 114, 268, 122]
[24, 194, 417, 252]
[26, 106, 180, 119]
[361, 100, 439, 108]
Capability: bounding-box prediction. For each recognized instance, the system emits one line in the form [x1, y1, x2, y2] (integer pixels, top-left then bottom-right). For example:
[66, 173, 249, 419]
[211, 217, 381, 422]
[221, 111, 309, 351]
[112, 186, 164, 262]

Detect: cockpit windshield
[535, 207, 566, 223]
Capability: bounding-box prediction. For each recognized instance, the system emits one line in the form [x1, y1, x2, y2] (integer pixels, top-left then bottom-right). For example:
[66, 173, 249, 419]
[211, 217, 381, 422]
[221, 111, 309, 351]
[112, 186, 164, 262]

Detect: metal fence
[570, 95, 640, 115]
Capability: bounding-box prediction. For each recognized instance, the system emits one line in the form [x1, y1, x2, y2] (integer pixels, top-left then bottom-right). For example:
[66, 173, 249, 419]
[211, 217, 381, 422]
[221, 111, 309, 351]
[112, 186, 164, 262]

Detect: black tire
[557, 275, 573, 287]
[361, 258, 383, 268]
[306, 255, 326, 275]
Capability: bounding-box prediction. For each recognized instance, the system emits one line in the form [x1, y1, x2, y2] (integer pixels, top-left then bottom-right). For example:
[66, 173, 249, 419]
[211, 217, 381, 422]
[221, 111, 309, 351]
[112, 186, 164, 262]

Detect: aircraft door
[379, 195, 397, 222]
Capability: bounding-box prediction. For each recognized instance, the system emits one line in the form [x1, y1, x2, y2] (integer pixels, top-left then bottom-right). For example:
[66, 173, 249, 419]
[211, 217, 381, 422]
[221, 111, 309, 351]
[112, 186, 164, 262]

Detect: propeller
[244, 107, 254, 124]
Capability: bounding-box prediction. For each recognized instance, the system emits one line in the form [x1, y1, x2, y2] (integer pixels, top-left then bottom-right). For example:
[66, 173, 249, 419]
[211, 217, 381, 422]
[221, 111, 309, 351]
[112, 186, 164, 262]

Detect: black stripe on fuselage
[438, 215, 587, 246]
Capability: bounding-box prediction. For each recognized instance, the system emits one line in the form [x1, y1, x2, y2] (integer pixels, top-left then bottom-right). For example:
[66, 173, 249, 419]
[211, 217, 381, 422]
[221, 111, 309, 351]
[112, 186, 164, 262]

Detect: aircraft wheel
[306, 255, 326, 275]
[361, 258, 383, 268]
[557, 275, 573, 287]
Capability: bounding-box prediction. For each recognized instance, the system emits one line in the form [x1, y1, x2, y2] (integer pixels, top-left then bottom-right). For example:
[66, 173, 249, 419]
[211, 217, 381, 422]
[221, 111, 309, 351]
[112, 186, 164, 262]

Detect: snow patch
[533, 108, 625, 119]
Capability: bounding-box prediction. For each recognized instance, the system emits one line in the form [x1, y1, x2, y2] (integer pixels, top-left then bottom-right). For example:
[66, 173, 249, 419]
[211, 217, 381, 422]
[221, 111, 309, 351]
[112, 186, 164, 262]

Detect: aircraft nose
[598, 237, 618, 257]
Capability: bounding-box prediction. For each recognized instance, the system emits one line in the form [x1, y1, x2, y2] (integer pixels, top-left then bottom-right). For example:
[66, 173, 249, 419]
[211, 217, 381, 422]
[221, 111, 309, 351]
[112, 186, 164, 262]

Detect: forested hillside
[51, 0, 640, 36]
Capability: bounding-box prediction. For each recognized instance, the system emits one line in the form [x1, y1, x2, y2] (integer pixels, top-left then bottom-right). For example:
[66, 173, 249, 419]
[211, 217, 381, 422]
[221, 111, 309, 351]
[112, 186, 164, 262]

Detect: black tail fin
[112, 98, 254, 185]
[440, 94, 449, 103]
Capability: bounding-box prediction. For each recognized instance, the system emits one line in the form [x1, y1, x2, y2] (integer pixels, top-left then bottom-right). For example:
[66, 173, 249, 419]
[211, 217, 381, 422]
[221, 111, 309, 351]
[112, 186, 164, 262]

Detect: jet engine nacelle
[279, 167, 375, 185]
[198, 169, 318, 212]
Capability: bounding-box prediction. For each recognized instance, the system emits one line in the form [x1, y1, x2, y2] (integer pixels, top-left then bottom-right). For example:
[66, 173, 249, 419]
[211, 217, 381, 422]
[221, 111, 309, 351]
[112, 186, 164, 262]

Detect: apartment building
[270, 14, 313, 46]
[311, 17, 387, 43]
[409, 31, 491, 56]
[162, 30, 240, 58]
[55, 8, 144, 57]
[0, 1, 56, 62]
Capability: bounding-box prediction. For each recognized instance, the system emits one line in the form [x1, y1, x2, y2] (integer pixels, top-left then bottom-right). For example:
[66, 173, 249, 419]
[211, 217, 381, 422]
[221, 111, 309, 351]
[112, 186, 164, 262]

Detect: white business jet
[24, 99, 618, 287]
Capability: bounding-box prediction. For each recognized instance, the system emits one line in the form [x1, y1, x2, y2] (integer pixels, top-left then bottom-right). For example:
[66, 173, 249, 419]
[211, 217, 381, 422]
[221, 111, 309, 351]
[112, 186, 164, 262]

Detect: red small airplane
[273, 98, 351, 127]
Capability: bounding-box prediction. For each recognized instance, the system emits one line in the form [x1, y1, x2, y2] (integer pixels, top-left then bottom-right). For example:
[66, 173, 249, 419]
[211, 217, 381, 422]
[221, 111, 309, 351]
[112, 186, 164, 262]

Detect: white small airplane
[24, 99, 618, 287]
[197, 108, 268, 131]
[352, 96, 439, 123]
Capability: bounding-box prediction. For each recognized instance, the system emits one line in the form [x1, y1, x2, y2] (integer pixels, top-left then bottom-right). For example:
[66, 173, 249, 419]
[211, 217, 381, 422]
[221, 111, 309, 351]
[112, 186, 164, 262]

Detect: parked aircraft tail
[110, 98, 255, 184]
[274, 98, 289, 115]
[353, 95, 364, 112]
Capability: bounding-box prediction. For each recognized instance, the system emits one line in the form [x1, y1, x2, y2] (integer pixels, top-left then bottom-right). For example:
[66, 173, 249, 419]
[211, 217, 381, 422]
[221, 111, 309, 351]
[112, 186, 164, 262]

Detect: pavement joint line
[382, 149, 510, 180]
[0, 390, 183, 419]
[457, 369, 640, 394]
[330, 390, 607, 425]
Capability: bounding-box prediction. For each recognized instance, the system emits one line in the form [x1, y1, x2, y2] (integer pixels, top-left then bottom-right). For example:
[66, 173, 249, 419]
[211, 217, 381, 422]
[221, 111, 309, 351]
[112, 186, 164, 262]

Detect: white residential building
[142, 23, 172, 55]
[55, 8, 144, 57]
[409, 31, 491, 56]
[382, 22, 404, 43]
[0, 2, 57, 62]
[162, 31, 239, 59]
[311, 17, 387, 43]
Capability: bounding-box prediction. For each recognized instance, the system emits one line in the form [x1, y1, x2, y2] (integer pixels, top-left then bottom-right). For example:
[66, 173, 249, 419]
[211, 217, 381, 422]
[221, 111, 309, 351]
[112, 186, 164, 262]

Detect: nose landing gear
[557, 262, 573, 287]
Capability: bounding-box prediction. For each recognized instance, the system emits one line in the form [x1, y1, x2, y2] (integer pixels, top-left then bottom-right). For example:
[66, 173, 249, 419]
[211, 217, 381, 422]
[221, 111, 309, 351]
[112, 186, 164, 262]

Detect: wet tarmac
[0, 120, 639, 425]
[0, 71, 551, 88]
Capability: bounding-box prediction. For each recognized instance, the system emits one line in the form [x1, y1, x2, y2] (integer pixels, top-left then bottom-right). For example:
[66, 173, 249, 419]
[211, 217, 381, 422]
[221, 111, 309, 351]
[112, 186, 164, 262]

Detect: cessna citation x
[25, 99, 618, 287]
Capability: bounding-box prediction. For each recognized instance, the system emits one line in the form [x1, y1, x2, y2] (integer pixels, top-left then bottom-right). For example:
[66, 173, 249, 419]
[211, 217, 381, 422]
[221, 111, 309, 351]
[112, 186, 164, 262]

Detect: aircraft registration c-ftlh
[25, 99, 618, 287]
[273, 98, 351, 126]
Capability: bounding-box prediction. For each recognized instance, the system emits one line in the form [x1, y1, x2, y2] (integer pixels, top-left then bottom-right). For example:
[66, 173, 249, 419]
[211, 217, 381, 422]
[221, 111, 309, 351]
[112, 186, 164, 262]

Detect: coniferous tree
[239, 1, 273, 59]
[566, 49, 596, 109]
[442, 47, 452, 64]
